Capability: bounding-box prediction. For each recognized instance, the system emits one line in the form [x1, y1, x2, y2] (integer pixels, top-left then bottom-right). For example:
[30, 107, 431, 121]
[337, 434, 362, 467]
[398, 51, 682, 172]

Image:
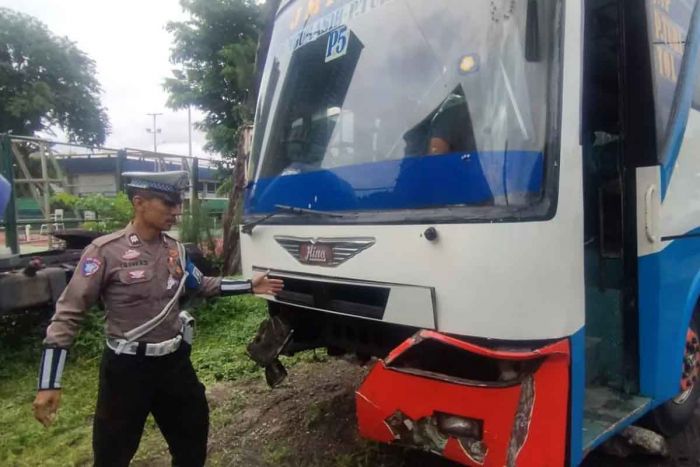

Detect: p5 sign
[326, 26, 349, 63]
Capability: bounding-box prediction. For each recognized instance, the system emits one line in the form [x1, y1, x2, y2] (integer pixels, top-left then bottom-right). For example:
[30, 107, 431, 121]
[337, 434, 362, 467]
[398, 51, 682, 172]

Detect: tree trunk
[221, 147, 246, 275]
[222, 0, 281, 276]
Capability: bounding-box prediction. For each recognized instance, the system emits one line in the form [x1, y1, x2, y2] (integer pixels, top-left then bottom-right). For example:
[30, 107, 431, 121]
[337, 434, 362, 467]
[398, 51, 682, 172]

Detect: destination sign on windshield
[285, 0, 392, 52]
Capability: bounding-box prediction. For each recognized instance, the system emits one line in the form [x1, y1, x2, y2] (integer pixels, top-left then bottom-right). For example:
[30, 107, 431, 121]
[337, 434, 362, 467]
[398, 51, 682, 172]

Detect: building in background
[57, 157, 223, 198]
[14, 155, 229, 221]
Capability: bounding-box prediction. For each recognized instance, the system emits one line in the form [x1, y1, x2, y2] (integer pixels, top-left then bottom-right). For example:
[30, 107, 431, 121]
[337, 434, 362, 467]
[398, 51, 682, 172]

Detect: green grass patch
[0, 295, 270, 466]
[262, 442, 292, 465]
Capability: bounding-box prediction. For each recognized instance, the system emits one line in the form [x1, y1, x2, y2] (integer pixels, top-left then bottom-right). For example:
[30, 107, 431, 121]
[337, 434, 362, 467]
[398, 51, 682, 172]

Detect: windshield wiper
[241, 204, 345, 234]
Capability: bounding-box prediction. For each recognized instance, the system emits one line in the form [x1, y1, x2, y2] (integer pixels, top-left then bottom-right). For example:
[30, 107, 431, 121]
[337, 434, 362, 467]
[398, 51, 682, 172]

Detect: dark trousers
[92, 344, 209, 467]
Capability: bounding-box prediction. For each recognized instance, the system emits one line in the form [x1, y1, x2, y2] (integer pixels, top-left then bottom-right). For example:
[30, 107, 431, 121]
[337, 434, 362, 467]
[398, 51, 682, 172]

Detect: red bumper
[356, 330, 570, 466]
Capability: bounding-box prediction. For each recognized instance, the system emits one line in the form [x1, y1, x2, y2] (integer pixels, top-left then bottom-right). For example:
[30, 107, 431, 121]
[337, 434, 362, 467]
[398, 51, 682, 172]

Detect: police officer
[32, 171, 283, 467]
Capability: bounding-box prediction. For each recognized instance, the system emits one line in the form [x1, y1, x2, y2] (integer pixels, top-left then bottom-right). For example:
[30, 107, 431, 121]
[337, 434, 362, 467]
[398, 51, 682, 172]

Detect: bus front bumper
[356, 330, 571, 466]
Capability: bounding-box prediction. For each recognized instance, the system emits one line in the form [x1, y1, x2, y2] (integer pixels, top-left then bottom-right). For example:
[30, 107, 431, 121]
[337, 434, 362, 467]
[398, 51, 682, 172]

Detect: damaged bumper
[356, 330, 570, 466]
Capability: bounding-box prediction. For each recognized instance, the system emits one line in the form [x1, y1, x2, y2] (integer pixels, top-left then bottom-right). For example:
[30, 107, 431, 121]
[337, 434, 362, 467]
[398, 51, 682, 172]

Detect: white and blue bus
[240, 0, 700, 464]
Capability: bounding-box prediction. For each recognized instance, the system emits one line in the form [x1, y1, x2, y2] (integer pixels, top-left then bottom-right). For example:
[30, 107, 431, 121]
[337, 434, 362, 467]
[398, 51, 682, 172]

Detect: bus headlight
[436, 412, 483, 439]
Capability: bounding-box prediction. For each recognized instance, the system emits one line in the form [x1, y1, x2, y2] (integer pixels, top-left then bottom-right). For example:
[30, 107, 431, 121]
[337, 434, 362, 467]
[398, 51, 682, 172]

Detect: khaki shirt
[44, 223, 221, 348]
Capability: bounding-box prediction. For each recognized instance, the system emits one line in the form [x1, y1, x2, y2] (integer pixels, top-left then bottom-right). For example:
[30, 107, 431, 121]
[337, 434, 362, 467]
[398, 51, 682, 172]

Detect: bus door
[580, 0, 657, 453]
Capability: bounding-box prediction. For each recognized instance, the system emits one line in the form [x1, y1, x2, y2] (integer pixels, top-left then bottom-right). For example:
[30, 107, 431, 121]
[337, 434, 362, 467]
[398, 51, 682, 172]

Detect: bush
[49, 192, 79, 211]
[179, 201, 216, 253]
[77, 192, 132, 232]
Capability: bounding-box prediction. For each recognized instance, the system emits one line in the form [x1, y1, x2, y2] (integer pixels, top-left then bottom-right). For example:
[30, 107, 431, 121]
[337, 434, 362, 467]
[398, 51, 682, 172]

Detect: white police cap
[122, 171, 190, 193]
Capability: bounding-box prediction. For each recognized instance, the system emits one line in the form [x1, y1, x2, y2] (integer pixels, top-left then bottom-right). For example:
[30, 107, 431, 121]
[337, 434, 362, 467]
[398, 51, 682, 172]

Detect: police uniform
[37, 171, 253, 467]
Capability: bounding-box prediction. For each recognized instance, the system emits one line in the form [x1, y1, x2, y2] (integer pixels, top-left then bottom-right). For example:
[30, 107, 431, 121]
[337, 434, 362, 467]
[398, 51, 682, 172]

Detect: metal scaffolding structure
[1, 134, 214, 255]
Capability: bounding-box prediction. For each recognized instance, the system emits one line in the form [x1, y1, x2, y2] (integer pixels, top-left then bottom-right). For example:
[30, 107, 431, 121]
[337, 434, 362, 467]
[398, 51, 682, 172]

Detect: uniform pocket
[116, 268, 155, 302]
[118, 268, 154, 284]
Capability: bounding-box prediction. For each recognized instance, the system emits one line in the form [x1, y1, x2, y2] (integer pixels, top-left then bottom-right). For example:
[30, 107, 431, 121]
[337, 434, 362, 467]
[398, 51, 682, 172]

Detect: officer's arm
[38, 244, 105, 391]
[184, 259, 283, 297]
[184, 258, 250, 297]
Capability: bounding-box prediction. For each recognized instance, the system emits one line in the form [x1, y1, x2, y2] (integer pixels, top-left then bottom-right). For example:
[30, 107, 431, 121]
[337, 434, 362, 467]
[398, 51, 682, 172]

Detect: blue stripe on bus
[245, 151, 544, 214]
[638, 228, 700, 402]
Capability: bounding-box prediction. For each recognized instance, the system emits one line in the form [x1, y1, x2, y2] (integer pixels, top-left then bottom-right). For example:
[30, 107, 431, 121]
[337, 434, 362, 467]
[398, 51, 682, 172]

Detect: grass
[0, 295, 271, 467]
[262, 442, 292, 465]
[0, 296, 431, 467]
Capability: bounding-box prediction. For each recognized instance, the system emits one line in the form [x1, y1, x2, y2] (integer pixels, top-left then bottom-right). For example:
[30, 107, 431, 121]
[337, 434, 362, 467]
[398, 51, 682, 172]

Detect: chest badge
[122, 249, 141, 260]
[167, 249, 183, 279]
[128, 270, 146, 280]
[128, 234, 142, 247]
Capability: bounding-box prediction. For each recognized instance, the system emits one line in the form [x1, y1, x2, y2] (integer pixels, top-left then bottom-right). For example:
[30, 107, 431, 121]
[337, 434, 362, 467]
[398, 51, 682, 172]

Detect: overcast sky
[0, 0, 211, 158]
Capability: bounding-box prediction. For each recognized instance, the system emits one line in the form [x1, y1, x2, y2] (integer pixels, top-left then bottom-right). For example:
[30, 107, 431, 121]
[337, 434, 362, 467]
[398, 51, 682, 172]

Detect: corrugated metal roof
[57, 158, 218, 180]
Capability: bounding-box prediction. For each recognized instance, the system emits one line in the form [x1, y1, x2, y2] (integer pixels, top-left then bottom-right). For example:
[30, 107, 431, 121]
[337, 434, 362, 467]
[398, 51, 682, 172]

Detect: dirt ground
[206, 358, 371, 467]
[130, 358, 451, 467]
[132, 358, 699, 467]
[204, 358, 456, 467]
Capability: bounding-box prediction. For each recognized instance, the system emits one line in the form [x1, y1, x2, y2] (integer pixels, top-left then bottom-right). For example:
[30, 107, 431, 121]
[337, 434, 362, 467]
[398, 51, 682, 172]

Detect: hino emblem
[274, 236, 375, 267]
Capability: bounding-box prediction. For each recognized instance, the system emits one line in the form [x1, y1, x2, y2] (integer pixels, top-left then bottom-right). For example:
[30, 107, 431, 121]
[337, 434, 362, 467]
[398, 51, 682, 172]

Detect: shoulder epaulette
[161, 231, 180, 243]
[92, 229, 127, 248]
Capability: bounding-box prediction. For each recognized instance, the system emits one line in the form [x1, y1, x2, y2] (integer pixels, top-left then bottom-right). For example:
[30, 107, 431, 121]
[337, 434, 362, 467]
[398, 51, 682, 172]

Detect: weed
[262, 442, 292, 465]
[306, 401, 324, 429]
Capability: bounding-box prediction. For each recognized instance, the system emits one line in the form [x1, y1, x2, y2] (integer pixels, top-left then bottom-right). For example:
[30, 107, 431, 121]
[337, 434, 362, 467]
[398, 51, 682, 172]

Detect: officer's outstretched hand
[33, 389, 61, 427]
[252, 273, 284, 296]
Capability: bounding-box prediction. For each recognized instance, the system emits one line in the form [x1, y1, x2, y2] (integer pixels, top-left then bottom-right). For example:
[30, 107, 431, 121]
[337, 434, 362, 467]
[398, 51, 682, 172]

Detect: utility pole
[187, 106, 198, 206]
[188, 106, 193, 158]
[146, 113, 163, 152]
[146, 112, 163, 170]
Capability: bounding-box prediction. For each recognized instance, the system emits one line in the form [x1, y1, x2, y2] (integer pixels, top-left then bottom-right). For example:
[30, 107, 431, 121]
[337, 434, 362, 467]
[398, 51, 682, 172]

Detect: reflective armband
[220, 279, 252, 296]
[37, 348, 68, 390]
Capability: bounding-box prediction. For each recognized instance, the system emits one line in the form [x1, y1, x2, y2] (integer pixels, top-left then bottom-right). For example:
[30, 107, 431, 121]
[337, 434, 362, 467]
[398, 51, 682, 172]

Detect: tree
[166, 0, 280, 274]
[0, 8, 109, 146]
[165, 0, 263, 155]
[219, 0, 280, 275]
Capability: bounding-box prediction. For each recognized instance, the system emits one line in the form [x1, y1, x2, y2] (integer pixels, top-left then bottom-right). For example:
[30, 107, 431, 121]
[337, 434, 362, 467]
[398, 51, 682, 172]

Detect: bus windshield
[246, 0, 562, 219]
